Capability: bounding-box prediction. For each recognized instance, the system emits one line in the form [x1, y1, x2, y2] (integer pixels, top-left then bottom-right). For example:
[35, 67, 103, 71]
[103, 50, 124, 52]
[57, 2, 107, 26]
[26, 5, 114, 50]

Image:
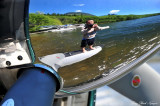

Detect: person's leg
[88, 38, 95, 50]
[82, 47, 86, 52]
[81, 39, 87, 52]
[89, 45, 94, 50]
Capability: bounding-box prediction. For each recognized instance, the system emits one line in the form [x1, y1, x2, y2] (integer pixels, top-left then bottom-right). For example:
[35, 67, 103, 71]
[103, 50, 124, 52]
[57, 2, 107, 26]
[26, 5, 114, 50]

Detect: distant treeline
[29, 13, 160, 32]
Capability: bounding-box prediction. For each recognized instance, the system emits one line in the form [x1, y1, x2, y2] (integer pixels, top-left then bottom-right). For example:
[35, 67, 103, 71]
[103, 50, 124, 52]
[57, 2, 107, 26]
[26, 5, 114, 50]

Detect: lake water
[31, 15, 160, 88]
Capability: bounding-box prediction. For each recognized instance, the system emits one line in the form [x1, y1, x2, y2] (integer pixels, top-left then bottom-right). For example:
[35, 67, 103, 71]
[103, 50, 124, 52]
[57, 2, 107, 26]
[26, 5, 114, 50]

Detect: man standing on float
[81, 20, 110, 52]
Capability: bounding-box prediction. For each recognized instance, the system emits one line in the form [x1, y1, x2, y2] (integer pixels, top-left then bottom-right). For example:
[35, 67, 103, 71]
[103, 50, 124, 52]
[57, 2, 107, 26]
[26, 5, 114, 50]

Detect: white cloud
[75, 10, 82, 12]
[109, 10, 120, 14]
[96, 86, 139, 106]
[96, 98, 124, 106]
[73, 4, 85, 6]
[96, 90, 110, 97]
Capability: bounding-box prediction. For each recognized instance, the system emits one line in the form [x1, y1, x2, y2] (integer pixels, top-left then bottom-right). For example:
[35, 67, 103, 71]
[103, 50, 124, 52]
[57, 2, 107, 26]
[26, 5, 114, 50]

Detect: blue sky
[29, 0, 160, 16]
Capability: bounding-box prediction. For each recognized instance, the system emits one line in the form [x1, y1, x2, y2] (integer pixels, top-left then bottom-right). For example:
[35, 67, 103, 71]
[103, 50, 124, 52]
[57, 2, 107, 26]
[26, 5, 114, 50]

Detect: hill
[65, 12, 95, 16]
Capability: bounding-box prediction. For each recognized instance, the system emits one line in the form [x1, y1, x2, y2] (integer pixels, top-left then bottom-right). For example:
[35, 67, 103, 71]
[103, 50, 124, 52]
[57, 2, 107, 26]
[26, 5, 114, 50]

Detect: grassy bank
[29, 13, 62, 32]
[29, 13, 160, 32]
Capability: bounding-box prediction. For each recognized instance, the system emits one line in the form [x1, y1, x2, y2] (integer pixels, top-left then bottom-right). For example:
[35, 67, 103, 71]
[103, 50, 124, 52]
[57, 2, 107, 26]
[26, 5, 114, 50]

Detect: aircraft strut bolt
[6, 61, 11, 66]
[17, 55, 23, 60]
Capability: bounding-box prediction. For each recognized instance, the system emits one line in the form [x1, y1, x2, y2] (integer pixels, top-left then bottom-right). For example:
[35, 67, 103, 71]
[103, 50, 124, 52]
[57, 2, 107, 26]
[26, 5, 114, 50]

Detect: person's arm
[81, 27, 88, 34]
[93, 24, 110, 31]
[98, 26, 110, 30]
[81, 26, 95, 34]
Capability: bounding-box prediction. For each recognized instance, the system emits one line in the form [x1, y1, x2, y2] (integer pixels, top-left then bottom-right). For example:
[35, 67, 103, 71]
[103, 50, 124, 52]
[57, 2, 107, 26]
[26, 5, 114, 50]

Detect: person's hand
[106, 26, 110, 28]
[93, 24, 98, 28]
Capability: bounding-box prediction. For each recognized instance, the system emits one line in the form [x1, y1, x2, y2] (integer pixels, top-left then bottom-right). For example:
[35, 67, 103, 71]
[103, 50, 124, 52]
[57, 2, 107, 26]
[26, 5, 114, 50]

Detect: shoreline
[30, 24, 84, 34]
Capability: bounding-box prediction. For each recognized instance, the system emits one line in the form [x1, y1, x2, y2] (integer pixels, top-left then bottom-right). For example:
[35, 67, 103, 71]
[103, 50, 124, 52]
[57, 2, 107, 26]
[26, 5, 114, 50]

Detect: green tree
[29, 13, 62, 32]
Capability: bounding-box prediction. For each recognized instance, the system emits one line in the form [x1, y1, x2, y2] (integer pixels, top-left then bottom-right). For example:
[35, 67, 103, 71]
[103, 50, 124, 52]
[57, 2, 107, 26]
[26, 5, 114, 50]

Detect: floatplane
[0, 0, 160, 106]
